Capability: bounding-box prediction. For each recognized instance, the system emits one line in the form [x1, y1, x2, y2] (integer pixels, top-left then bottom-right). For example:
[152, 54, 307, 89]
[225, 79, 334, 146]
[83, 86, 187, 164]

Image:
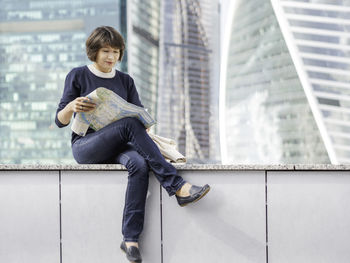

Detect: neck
[87, 64, 116, 78]
[93, 63, 112, 73]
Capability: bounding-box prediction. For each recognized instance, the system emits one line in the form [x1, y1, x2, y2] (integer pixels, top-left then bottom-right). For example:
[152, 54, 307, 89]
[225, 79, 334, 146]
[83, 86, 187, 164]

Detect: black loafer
[176, 184, 210, 207]
[120, 241, 142, 263]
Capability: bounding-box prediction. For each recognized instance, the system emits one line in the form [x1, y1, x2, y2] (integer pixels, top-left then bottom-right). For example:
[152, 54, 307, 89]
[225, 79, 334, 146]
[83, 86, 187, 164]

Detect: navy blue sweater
[55, 66, 143, 144]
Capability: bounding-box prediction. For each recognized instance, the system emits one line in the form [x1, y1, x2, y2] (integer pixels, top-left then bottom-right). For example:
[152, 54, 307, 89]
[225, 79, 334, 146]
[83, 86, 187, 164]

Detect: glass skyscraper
[0, 0, 126, 164]
[157, 0, 220, 162]
[127, 0, 160, 121]
[272, 0, 350, 164]
[221, 0, 350, 164]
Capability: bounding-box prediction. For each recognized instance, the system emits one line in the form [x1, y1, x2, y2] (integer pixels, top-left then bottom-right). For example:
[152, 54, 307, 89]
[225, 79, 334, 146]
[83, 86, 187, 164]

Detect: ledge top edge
[1, 164, 350, 171]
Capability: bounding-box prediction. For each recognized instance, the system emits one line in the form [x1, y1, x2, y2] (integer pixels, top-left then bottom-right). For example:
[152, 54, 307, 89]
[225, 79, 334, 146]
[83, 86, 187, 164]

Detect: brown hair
[85, 26, 125, 62]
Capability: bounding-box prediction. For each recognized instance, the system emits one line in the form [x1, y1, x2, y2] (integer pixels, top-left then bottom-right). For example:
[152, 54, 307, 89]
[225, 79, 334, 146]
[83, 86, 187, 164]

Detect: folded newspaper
[148, 133, 186, 163]
[71, 87, 156, 136]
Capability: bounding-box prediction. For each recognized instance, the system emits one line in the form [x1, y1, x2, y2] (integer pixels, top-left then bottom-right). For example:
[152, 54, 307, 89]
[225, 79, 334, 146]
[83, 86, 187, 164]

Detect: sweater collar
[87, 64, 116, 78]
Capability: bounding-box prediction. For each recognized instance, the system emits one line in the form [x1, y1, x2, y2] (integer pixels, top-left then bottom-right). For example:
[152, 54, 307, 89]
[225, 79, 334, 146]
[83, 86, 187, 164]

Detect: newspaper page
[148, 132, 186, 163]
[71, 87, 156, 136]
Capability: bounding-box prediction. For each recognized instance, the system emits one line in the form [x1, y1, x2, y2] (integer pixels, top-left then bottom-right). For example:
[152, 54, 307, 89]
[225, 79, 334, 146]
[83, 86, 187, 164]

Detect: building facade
[0, 0, 127, 164]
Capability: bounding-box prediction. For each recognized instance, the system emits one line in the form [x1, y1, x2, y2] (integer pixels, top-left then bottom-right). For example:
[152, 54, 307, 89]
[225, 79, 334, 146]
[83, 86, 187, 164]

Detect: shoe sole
[180, 185, 210, 207]
[120, 247, 142, 263]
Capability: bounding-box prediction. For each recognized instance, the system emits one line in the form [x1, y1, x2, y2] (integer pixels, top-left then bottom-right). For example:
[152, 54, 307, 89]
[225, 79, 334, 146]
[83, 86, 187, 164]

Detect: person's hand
[69, 97, 96, 113]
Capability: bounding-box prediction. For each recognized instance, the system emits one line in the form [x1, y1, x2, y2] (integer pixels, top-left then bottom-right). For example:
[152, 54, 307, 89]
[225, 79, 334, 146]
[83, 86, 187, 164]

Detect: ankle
[176, 182, 192, 197]
[125, 241, 139, 248]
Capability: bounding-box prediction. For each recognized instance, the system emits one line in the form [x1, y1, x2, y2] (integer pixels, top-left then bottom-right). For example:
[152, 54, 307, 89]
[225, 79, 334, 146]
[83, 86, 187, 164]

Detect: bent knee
[126, 156, 149, 175]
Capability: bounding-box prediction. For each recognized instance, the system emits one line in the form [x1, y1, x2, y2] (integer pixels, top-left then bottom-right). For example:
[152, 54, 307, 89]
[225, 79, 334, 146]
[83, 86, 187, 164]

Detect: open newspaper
[71, 87, 156, 136]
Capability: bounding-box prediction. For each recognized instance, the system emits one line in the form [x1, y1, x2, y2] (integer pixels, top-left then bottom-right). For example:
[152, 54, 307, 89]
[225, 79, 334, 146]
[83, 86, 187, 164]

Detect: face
[94, 46, 120, 73]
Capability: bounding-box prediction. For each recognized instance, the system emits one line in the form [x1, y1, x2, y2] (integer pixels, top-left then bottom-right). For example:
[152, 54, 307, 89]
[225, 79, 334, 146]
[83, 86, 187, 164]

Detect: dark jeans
[72, 117, 186, 242]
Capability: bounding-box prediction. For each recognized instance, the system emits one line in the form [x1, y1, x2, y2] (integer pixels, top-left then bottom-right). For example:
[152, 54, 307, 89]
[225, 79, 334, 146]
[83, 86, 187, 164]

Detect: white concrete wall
[162, 170, 266, 263]
[0, 171, 60, 263]
[267, 171, 350, 263]
[1, 169, 350, 263]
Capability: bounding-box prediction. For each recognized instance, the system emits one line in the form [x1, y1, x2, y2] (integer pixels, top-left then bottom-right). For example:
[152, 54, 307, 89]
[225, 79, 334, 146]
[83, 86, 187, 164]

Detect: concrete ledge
[1, 163, 350, 170]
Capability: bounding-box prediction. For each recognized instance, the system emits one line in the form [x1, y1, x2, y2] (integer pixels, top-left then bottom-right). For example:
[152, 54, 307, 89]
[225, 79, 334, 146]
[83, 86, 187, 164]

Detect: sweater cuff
[55, 114, 69, 128]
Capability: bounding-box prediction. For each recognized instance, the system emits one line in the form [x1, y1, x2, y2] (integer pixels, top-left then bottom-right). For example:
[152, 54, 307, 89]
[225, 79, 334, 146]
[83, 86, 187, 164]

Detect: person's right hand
[69, 97, 96, 113]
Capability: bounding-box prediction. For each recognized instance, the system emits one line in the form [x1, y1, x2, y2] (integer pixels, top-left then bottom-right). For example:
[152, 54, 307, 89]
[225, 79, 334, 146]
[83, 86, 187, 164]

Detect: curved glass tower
[272, 0, 350, 164]
[221, 0, 350, 164]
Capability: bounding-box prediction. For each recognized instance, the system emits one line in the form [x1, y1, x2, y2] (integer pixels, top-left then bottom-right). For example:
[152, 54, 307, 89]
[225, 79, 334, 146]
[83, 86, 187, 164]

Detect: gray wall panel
[162, 171, 266, 263]
[138, 173, 162, 262]
[268, 171, 350, 263]
[61, 171, 161, 263]
[0, 171, 60, 263]
[4, 167, 350, 263]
